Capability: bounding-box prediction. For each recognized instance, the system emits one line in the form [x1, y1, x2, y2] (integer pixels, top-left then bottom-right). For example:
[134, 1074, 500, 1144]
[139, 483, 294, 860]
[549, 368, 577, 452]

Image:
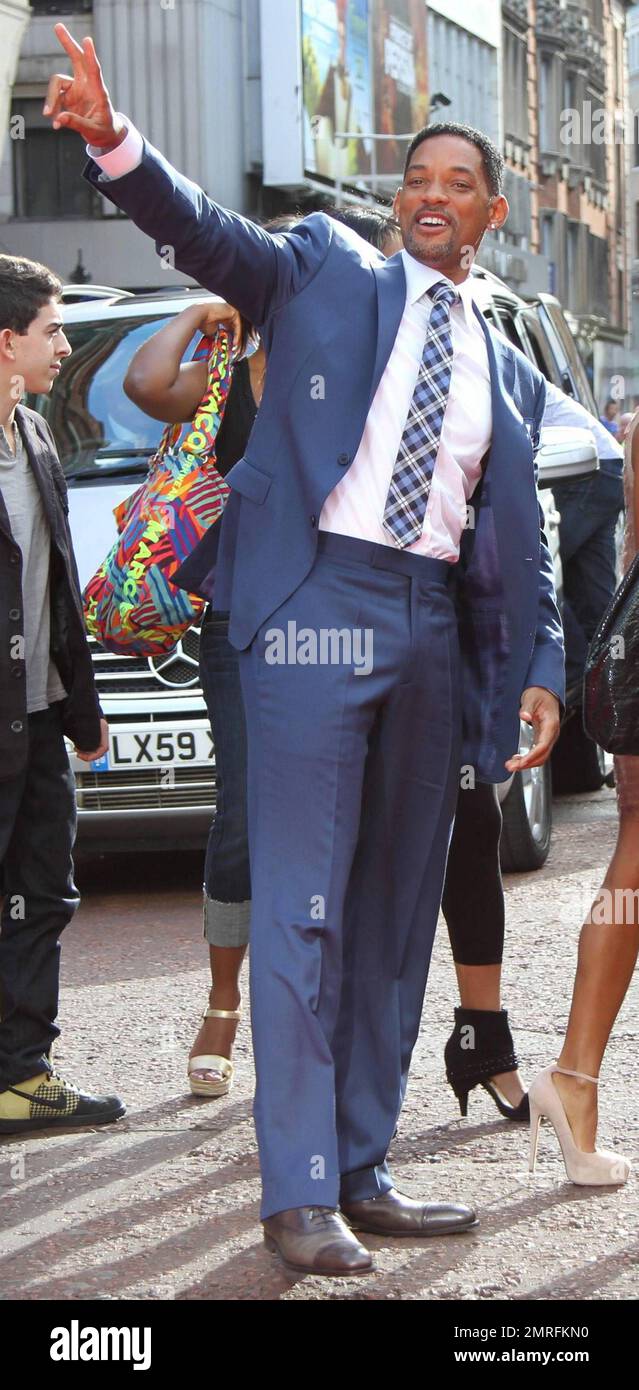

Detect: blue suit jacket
[85, 142, 565, 781]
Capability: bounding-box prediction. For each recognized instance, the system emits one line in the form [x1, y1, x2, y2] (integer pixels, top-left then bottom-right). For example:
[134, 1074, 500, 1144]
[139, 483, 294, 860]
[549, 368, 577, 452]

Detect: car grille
[88, 627, 202, 693]
[75, 765, 216, 812]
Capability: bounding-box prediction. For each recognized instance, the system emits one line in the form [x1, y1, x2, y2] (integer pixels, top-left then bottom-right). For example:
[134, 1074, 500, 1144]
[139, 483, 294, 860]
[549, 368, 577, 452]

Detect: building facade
[0, 0, 247, 289]
[0, 0, 633, 405]
[629, 1, 639, 404]
[428, 0, 550, 294]
[0, 0, 30, 173]
[532, 0, 633, 404]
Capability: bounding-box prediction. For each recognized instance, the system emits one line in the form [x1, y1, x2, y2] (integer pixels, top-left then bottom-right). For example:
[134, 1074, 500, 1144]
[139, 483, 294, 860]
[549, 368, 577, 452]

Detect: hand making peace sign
[43, 22, 123, 150]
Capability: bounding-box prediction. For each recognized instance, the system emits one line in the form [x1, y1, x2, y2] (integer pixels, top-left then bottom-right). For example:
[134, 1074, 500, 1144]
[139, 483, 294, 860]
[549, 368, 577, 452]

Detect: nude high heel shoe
[528, 1065, 631, 1186]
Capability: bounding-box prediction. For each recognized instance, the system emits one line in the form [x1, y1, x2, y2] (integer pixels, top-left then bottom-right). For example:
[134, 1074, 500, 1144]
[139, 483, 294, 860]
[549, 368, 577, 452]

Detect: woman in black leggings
[442, 782, 528, 1121]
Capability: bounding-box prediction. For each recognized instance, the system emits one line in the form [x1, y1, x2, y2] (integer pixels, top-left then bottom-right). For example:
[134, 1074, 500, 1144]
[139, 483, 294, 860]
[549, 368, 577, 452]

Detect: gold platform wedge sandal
[187, 1005, 242, 1098]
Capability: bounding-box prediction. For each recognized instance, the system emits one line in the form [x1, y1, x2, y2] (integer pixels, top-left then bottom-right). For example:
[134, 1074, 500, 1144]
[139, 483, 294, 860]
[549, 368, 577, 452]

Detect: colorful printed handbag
[83, 327, 232, 656]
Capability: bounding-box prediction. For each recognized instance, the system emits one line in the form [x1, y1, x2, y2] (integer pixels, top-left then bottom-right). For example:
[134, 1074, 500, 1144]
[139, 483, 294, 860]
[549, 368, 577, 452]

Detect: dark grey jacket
[0, 404, 102, 780]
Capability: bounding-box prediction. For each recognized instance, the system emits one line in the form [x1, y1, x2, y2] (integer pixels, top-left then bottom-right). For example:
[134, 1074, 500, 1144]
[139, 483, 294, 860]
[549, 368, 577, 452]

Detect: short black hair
[327, 205, 401, 253]
[0, 254, 63, 334]
[262, 215, 302, 235]
[403, 121, 504, 198]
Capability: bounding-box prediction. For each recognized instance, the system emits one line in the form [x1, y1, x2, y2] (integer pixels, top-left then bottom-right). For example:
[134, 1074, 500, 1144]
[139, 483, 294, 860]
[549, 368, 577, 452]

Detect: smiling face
[1, 297, 71, 397]
[393, 134, 508, 283]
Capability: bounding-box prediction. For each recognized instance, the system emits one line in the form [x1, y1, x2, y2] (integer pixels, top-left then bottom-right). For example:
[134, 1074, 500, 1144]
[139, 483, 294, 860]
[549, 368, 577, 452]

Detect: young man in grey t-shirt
[0, 254, 124, 1133]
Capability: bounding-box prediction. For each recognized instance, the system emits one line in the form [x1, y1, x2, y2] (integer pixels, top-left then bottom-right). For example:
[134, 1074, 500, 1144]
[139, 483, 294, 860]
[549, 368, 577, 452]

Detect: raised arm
[45, 25, 332, 326]
[124, 301, 241, 424]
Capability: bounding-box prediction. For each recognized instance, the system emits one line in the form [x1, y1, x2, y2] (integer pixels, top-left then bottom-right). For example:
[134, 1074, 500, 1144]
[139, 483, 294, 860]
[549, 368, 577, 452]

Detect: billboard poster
[302, 0, 373, 181]
[372, 0, 429, 177]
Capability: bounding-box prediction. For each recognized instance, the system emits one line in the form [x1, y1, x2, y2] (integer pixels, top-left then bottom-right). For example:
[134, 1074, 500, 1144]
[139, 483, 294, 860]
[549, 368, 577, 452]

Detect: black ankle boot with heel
[444, 1007, 530, 1121]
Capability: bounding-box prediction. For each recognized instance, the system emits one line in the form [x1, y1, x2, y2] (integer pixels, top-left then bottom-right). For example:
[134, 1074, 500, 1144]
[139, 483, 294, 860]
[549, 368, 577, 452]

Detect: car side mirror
[536, 425, 599, 488]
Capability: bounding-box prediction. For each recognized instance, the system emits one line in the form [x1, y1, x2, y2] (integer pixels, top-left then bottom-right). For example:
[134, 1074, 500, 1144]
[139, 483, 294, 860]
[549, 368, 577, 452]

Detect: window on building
[566, 222, 580, 309]
[617, 268, 625, 330]
[29, 2, 92, 14]
[540, 213, 557, 294]
[503, 24, 529, 148]
[563, 70, 581, 167]
[12, 99, 101, 219]
[585, 230, 609, 321]
[614, 22, 625, 105]
[540, 213, 553, 261]
[589, 0, 604, 34]
[588, 86, 606, 184]
[539, 52, 556, 154]
[629, 31, 639, 81]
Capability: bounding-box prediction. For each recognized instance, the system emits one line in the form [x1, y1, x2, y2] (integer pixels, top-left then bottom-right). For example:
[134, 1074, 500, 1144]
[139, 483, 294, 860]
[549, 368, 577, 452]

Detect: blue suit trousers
[238, 533, 463, 1219]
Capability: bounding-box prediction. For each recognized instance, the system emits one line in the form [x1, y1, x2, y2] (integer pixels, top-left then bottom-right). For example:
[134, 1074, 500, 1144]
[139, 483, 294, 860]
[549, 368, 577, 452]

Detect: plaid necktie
[383, 280, 460, 548]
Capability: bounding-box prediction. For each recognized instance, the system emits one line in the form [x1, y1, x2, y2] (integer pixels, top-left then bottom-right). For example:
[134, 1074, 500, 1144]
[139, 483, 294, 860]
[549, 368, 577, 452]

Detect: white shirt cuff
[87, 118, 144, 179]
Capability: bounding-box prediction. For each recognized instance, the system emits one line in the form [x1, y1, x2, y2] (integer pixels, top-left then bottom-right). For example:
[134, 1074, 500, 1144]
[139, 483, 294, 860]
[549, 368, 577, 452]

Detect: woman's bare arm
[124, 300, 241, 423]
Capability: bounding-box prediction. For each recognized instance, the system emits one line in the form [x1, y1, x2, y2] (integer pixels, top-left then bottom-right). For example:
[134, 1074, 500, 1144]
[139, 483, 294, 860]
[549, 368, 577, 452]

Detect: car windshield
[27, 314, 184, 481]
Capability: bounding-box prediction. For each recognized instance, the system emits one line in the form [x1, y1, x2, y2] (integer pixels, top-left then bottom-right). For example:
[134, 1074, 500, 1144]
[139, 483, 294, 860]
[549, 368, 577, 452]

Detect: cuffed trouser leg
[203, 891, 251, 948]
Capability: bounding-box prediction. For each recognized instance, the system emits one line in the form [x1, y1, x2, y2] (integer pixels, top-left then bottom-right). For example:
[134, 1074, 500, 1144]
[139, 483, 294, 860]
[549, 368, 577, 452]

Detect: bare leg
[189, 944, 246, 1084]
[554, 813, 639, 1149]
[454, 961, 526, 1106]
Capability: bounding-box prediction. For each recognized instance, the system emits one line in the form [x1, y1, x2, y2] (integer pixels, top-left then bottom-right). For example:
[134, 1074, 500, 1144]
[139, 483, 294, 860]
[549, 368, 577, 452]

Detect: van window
[27, 315, 175, 481]
[536, 302, 597, 414]
[492, 303, 528, 355]
[517, 312, 560, 385]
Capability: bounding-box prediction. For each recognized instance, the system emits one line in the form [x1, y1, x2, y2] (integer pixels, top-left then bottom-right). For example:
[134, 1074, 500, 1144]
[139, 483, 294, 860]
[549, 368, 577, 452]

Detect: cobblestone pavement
[1, 787, 637, 1302]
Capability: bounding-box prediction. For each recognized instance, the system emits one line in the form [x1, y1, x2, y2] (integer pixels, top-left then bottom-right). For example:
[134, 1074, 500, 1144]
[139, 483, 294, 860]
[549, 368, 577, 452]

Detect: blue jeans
[553, 468, 624, 695]
[198, 608, 251, 947]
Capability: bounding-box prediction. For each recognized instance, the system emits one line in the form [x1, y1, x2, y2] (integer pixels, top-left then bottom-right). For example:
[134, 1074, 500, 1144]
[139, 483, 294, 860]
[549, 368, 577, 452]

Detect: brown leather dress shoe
[341, 1187, 479, 1236]
[263, 1206, 374, 1277]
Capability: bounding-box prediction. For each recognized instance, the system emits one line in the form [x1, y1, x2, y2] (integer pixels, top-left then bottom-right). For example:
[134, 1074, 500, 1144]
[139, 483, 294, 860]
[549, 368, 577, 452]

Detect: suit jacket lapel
[368, 253, 407, 410]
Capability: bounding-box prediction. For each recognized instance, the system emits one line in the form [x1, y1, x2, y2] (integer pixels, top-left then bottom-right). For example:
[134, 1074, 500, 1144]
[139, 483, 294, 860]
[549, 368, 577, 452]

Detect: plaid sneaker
[0, 1071, 125, 1134]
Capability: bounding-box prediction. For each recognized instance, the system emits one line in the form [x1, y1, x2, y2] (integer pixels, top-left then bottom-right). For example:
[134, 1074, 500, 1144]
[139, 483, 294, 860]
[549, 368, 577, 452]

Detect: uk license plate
[106, 726, 214, 769]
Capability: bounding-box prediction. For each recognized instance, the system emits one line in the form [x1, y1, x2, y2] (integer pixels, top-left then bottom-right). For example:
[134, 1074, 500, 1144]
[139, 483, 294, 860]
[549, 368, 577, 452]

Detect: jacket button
[9, 609, 20, 621]
[11, 666, 24, 679]
[337, 453, 350, 466]
[10, 720, 23, 733]
[310, 515, 317, 527]
[9, 553, 19, 566]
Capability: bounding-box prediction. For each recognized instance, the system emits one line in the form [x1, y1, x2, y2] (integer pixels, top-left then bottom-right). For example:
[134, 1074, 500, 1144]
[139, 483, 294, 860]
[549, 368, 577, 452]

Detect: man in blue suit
[46, 28, 564, 1278]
